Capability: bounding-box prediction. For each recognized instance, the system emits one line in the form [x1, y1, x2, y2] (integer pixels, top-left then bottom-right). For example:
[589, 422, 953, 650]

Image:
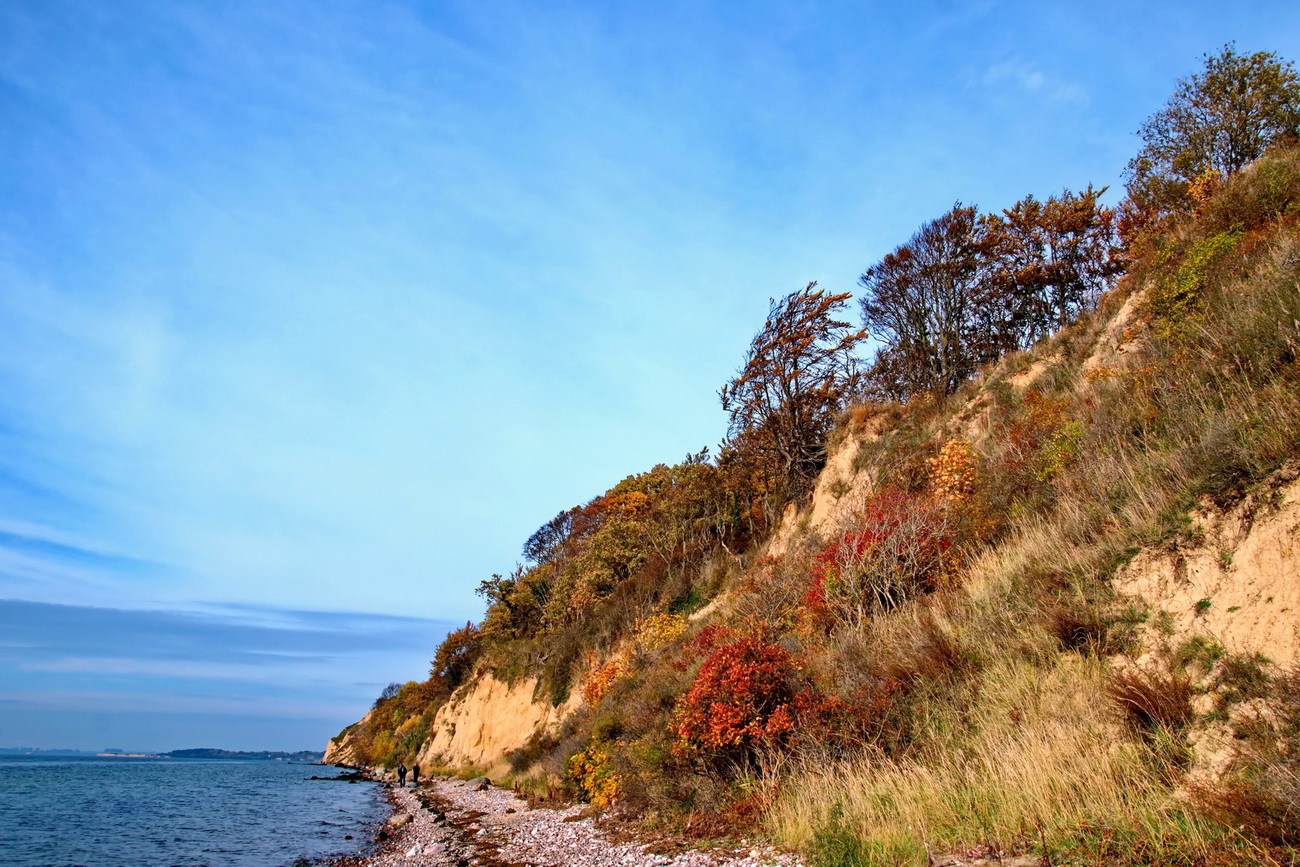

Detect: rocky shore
[326, 775, 802, 867]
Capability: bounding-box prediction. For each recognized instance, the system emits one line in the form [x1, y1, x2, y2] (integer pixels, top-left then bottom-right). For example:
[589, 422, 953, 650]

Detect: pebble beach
[332, 776, 803, 867]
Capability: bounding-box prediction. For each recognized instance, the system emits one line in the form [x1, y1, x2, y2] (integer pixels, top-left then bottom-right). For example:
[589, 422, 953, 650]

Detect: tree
[429, 622, 482, 694]
[861, 194, 1122, 401]
[1127, 44, 1300, 213]
[720, 284, 864, 499]
[859, 204, 984, 399]
[523, 509, 575, 565]
[372, 681, 403, 708]
[980, 186, 1123, 345]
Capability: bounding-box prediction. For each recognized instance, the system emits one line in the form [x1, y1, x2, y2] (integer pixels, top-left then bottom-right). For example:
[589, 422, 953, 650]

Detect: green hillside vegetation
[335, 45, 1300, 865]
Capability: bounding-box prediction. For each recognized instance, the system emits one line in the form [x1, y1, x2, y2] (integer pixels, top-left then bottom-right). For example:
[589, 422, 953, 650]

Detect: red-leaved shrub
[807, 489, 956, 623]
[673, 637, 803, 767]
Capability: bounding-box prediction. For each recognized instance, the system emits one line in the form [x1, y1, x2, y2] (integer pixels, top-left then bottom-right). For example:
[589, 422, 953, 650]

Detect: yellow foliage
[929, 438, 975, 503]
[1187, 163, 1222, 209]
[568, 743, 623, 809]
[582, 658, 626, 705]
[633, 612, 688, 651]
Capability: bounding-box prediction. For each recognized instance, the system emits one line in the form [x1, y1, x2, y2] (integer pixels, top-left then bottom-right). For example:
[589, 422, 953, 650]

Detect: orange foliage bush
[673, 636, 805, 761]
[805, 489, 957, 621]
[929, 438, 975, 503]
[674, 623, 735, 668]
[582, 658, 627, 706]
[672, 633, 903, 769]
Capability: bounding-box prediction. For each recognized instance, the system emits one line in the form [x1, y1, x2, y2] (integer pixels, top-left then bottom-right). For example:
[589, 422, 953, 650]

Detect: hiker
[411, 763, 420, 786]
[397, 763, 407, 787]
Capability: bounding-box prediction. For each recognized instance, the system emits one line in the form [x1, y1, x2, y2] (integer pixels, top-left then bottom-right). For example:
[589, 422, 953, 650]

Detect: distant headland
[165, 748, 325, 761]
[1, 747, 325, 761]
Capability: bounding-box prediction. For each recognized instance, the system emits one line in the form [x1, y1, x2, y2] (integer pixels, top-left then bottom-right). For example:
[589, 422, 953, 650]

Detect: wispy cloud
[0, 599, 448, 665]
[0, 599, 452, 747]
[981, 59, 1089, 106]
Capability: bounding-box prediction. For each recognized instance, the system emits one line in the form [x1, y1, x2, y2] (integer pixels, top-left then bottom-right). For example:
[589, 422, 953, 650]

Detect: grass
[770, 657, 1236, 865]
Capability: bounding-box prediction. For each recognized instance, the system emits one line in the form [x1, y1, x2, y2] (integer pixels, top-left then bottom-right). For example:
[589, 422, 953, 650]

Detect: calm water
[0, 756, 386, 866]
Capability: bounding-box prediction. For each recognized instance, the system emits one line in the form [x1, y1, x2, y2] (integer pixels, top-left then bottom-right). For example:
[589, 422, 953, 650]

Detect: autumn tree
[1127, 44, 1300, 213]
[523, 508, 575, 565]
[429, 621, 482, 694]
[372, 681, 403, 708]
[859, 204, 984, 399]
[979, 186, 1123, 345]
[720, 283, 864, 500]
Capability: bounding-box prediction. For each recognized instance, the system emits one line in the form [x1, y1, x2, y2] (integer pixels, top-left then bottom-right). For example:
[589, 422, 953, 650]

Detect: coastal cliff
[331, 140, 1300, 862]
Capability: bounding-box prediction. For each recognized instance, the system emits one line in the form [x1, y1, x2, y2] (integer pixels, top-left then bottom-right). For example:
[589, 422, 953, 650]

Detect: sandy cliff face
[325, 676, 581, 774]
[324, 708, 374, 765]
[767, 423, 880, 558]
[1116, 463, 1300, 667]
[1109, 463, 1300, 779]
[416, 674, 582, 776]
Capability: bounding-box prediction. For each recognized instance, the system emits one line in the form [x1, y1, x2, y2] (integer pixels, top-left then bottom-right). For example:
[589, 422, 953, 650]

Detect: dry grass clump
[1108, 667, 1196, 735]
[770, 657, 1230, 866]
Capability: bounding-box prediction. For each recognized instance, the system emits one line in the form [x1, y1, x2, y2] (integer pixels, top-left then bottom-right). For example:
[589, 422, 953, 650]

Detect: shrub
[673, 636, 807, 770]
[987, 389, 1076, 515]
[1145, 230, 1242, 338]
[812, 489, 957, 622]
[429, 622, 482, 694]
[633, 612, 688, 651]
[582, 658, 627, 706]
[568, 742, 624, 808]
[928, 438, 975, 503]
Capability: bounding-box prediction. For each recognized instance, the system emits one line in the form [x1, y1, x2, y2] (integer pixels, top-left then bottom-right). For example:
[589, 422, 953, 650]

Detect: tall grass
[770, 658, 1228, 866]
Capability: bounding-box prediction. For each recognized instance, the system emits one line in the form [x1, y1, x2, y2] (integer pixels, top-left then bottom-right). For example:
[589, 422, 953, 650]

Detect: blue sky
[1, 0, 1297, 751]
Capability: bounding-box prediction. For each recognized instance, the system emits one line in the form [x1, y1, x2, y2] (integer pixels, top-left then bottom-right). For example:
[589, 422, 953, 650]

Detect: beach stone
[364, 776, 806, 867]
[387, 812, 413, 826]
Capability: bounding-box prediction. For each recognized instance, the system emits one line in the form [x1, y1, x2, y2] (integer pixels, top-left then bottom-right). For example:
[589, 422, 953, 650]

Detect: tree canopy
[860, 194, 1120, 400]
[860, 205, 984, 399]
[1127, 44, 1300, 213]
[720, 284, 864, 499]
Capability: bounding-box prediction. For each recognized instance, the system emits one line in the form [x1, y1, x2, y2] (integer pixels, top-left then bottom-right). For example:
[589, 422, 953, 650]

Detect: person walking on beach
[397, 763, 407, 787]
[411, 763, 420, 787]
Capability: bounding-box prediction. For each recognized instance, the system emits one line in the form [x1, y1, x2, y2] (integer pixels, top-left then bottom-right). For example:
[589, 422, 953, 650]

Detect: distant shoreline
[1, 748, 325, 761]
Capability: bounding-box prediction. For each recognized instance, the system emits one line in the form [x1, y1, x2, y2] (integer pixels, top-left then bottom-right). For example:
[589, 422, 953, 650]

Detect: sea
[0, 755, 388, 866]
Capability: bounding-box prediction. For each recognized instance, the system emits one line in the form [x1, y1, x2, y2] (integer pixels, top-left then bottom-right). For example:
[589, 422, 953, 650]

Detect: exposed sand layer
[1116, 465, 1300, 668]
[416, 676, 582, 777]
